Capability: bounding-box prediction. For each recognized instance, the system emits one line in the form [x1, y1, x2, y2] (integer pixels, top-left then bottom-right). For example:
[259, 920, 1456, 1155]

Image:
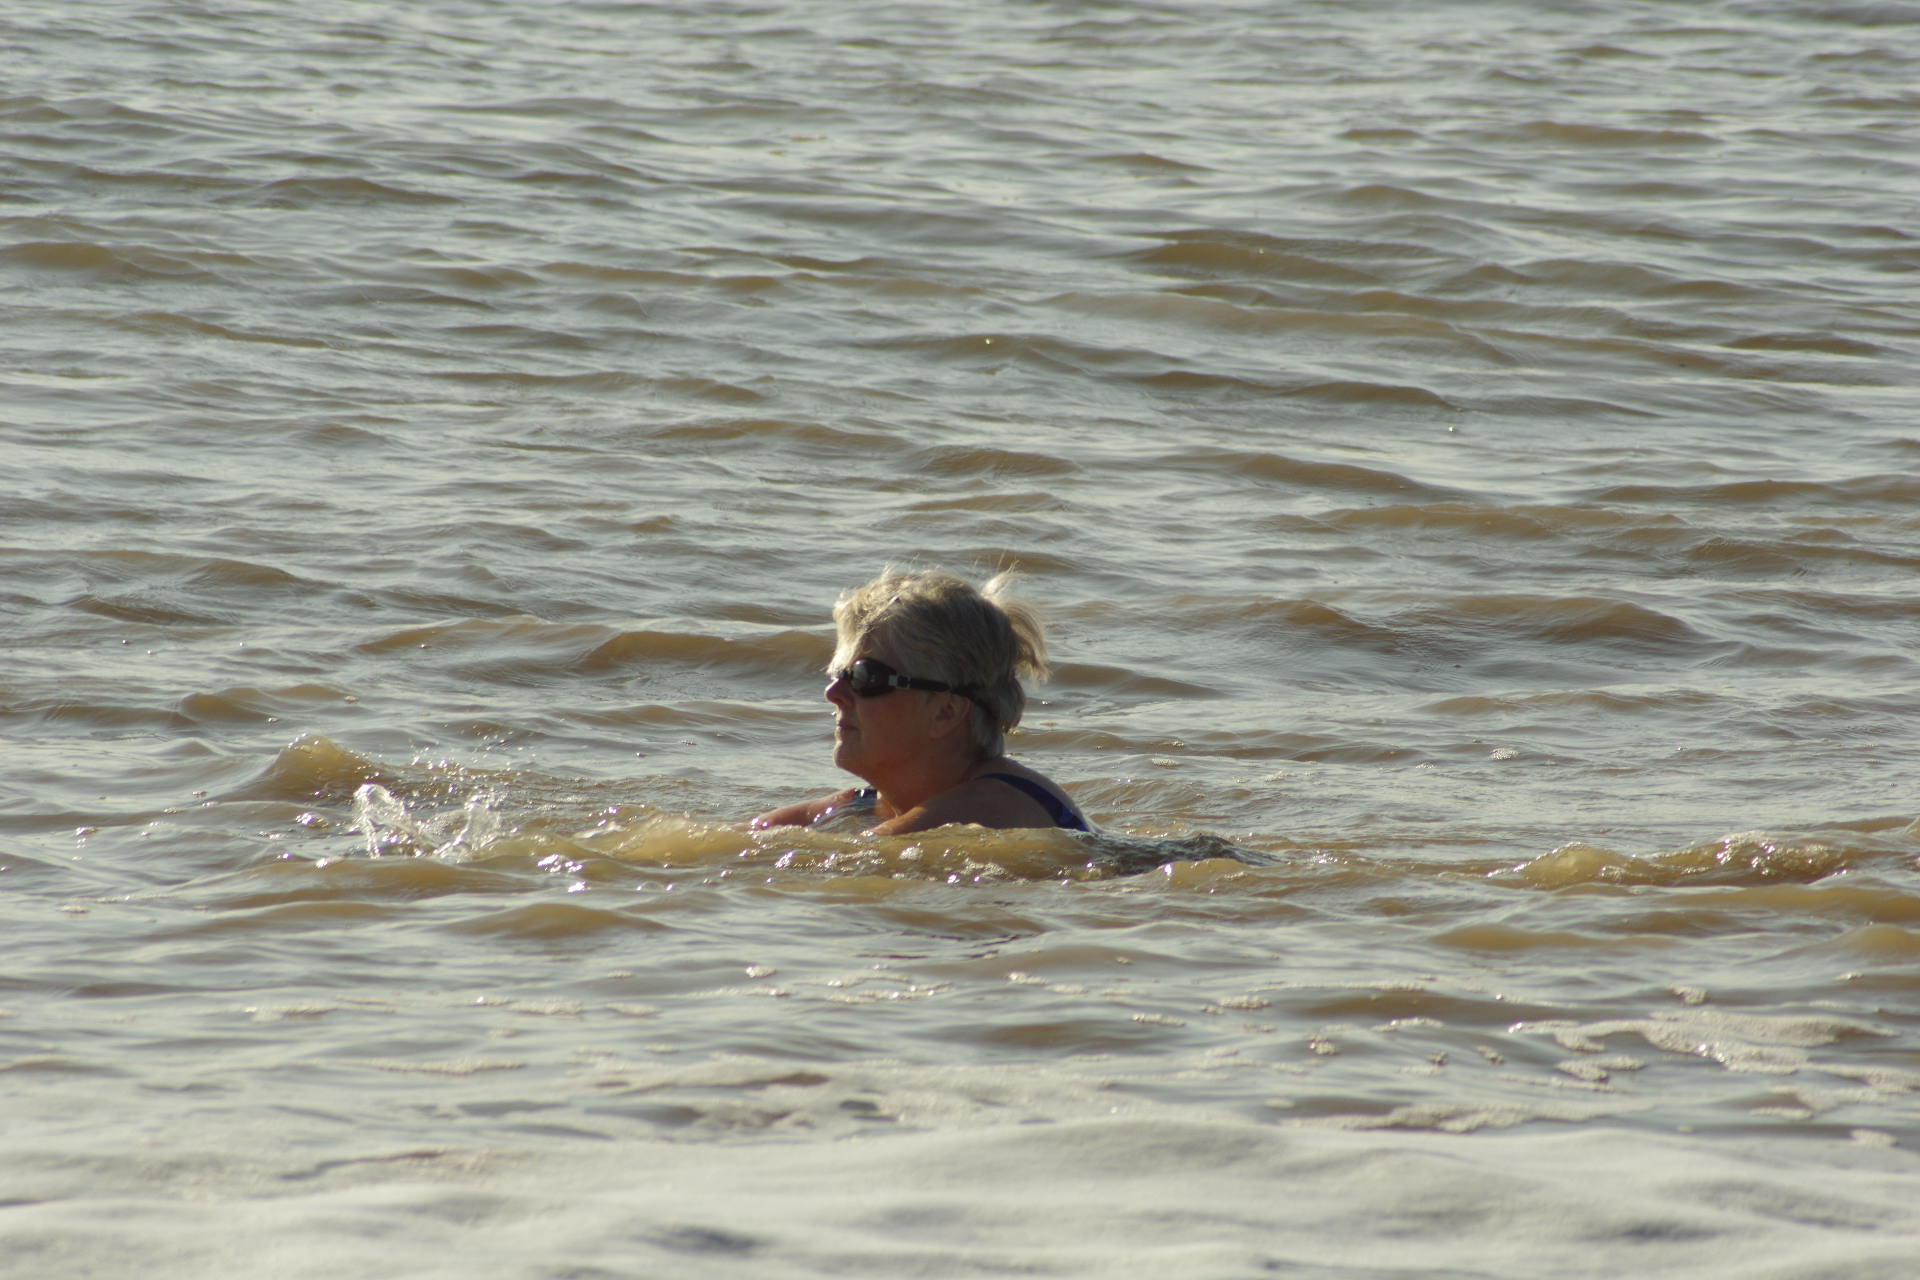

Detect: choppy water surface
[4, 1, 1919, 1276]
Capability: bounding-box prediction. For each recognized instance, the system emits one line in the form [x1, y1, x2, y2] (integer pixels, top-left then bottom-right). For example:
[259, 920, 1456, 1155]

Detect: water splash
[349, 782, 502, 861]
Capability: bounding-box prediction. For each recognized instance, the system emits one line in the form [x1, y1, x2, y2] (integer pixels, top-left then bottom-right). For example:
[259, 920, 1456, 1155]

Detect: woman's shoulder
[962, 763, 1089, 832]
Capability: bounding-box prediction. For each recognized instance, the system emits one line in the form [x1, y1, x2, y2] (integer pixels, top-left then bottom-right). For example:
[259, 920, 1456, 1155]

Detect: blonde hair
[831, 569, 1048, 760]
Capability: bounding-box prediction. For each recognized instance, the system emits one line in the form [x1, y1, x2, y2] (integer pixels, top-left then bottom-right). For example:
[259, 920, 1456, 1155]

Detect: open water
[4, 1, 1919, 1276]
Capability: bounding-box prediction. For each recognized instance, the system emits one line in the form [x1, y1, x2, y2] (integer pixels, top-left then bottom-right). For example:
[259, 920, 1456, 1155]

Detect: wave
[210, 743, 1920, 910]
[1589, 474, 1920, 509]
[1149, 450, 1471, 500]
[0, 239, 242, 283]
[1507, 827, 1920, 891]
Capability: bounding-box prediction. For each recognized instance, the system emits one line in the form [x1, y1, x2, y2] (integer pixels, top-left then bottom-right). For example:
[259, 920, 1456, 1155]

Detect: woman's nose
[825, 676, 853, 707]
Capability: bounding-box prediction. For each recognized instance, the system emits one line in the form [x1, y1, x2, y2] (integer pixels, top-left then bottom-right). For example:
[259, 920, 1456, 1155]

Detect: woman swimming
[751, 569, 1090, 836]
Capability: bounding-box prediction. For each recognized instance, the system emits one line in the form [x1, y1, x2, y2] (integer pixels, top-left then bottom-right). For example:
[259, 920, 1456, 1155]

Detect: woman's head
[829, 569, 1048, 761]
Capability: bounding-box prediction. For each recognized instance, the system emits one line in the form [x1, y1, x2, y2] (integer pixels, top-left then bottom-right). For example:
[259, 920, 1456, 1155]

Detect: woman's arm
[749, 787, 863, 830]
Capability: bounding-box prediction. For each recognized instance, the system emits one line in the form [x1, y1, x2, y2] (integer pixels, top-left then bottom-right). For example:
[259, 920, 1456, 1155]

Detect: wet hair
[830, 569, 1049, 760]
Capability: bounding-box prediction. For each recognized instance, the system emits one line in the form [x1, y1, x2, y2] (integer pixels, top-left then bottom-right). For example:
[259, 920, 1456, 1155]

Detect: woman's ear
[925, 691, 972, 742]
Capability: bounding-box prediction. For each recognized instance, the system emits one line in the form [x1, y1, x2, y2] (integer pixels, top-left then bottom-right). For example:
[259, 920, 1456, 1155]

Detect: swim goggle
[830, 658, 976, 700]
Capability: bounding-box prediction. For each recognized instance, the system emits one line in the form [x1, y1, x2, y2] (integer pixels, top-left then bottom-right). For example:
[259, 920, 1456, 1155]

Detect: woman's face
[826, 635, 939, 781]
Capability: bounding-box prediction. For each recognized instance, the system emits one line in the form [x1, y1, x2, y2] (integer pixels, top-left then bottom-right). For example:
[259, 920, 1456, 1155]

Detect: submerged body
[761, 767, 1089, 835]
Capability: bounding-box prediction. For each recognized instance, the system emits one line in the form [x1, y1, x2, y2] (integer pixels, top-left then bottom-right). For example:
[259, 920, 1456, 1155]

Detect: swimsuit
[847, 774, 1089, 832]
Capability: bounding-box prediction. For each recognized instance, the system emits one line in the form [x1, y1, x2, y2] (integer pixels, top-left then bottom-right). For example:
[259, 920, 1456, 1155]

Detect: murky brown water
[4, 1, 1918, 1275]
